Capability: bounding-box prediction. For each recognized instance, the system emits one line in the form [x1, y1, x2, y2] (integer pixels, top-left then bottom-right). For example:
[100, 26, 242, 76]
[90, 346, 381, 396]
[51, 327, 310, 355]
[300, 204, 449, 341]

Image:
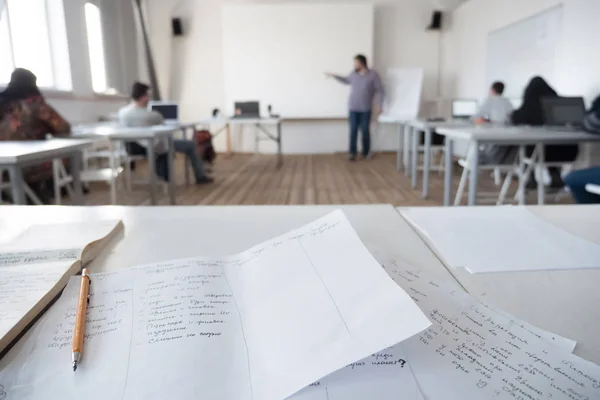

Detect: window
[0, 0, 71, 89]
[85, 3, 108, 93]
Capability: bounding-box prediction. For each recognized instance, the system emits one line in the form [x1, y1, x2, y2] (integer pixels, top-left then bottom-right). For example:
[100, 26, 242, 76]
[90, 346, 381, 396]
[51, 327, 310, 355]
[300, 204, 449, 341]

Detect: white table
[194, 117, 283, 168]
[436, 125, 600, 206]
[72, 124, 180, 205]
[0, 139, 92, 205]
[405, 120, 474, 199]
[397, 204, 600, 364]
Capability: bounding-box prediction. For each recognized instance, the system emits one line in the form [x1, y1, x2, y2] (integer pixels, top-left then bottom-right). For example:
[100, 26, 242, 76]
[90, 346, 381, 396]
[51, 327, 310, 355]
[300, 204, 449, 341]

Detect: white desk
[436, 125, 600, 206]
[194, 117, 283, 168]
[405, 120, 474, 199]
[72, 124, 179, 205]
[0, 139, 92, 205]
[397, 204, 600, 364]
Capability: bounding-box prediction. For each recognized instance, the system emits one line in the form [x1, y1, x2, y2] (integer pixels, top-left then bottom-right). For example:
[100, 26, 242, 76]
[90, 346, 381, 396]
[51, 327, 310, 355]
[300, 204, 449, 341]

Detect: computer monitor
[451, 100, 478, 119]
[233, 101, 260, 118]
[149, 101, 179, 123]
[541, 97, 586, 127]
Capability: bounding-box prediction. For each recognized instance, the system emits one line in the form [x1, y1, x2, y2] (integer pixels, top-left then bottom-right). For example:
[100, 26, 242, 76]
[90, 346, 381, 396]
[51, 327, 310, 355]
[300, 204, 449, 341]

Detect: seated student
[511, 76, 579, 188]
[118, 82, 213, 184]
[0, 68, 71, 203]
[473, 81, 515, 164]
[563, 94, 600, 204]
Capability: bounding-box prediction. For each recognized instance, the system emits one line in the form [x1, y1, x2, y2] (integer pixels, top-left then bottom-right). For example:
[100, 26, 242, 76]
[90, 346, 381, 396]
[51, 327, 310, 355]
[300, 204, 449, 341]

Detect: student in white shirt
[473, 81, 514, 124]
[473, 81, 515, 164]
[118, 82, 213, 184]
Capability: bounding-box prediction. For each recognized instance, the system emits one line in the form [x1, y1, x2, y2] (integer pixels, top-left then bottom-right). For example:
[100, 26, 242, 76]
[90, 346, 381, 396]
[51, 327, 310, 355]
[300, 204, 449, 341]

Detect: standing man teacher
[326, 54, 383, 161]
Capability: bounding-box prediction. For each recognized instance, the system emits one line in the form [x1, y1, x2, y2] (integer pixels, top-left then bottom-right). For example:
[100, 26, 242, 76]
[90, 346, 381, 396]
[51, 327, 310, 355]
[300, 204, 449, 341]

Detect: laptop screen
[234, 101, 260, 117]
[542, 97, 585, 126]
[151, 104, 179, 120]
[451, 100, 478, 118]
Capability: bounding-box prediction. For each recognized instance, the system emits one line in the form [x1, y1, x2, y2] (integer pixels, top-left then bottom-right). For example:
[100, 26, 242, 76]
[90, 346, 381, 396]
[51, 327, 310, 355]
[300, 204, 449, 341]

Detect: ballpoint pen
[72, 268, 91, 371]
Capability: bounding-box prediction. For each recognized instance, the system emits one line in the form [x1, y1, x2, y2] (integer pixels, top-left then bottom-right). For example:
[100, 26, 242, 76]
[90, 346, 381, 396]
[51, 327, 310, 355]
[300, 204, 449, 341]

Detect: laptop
[149, 101, 179, 125]
[232, 101, 261, 119]
[451, 99, 478, 120]
[542, 97, 586, 130]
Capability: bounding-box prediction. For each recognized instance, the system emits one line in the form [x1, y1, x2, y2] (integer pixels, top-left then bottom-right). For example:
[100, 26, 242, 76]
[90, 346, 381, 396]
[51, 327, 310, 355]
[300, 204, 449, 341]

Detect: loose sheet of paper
[401, 206, 600, 272]
[0, 211, 430, 400]
[379, 255, 600, 400]
[290, 344, 424, 400]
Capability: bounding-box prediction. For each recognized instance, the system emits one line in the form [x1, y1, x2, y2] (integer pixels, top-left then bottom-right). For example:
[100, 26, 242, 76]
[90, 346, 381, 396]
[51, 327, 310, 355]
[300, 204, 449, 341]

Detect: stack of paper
[0, 211, 430, 400]
[0, 220, 123, 354]
[401, 206, 600, 273]
[379, 254, 600, 400]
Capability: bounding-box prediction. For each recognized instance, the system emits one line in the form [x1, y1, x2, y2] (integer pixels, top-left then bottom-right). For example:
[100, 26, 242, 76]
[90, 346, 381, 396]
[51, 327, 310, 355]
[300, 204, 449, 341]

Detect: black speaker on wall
[172, 18, 184, 36]
[427, 11, 443, 30]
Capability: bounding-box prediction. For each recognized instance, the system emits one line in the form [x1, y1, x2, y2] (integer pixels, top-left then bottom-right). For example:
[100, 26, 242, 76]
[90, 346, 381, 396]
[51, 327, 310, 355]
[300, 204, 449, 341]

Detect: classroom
[0, 0, 599, 399]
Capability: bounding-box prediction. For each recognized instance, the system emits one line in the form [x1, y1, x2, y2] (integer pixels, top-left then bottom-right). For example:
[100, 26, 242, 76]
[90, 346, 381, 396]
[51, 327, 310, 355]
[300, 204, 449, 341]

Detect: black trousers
[126, 142, 170, 182]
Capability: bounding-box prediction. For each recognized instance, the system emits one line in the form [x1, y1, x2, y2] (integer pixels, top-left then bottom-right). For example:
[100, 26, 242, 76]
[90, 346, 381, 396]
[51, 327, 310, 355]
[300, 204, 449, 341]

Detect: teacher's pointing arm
[325, 72, 351, 85]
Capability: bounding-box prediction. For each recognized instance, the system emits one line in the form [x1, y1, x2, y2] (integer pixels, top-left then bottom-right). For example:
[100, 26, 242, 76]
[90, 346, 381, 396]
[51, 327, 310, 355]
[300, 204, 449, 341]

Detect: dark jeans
[349, 111, 372, 156]
[126, 139, 206, 182]
[564, 167, 600, 204]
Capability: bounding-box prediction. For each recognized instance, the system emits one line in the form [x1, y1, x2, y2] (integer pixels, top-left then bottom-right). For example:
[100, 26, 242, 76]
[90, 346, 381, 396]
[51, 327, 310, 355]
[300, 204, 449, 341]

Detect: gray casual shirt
[335, 70, 383, 112]
[472, 96, 514, 124]
[118, 103, 168, 153]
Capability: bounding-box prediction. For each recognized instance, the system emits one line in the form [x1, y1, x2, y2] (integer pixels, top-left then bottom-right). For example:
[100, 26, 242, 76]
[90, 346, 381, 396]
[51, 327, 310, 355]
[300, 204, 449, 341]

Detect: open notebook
[0, 220, 123, 354]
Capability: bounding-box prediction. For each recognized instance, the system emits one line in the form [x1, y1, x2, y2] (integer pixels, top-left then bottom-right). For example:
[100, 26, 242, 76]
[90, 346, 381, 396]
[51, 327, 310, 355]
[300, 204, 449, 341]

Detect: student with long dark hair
[511, 76, 579, 188]
[0, 68, 71, 203]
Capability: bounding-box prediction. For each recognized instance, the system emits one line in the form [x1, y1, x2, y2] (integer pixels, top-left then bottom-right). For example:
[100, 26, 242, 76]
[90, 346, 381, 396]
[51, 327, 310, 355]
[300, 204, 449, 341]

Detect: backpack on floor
[194, 129, 217, 164]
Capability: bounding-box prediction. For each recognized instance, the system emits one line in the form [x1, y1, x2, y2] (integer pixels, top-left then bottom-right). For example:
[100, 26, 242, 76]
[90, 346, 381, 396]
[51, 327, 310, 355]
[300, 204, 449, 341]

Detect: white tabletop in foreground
[0, 205, 446, 277]
[0, 139, 93, 164]
[397, 204, 600, 364]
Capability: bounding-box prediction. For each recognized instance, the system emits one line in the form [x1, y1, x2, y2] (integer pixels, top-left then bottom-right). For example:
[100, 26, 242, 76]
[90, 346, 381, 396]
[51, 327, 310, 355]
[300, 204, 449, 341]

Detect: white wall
[145, 0, 441, 154]
[441, 0, 600, 104]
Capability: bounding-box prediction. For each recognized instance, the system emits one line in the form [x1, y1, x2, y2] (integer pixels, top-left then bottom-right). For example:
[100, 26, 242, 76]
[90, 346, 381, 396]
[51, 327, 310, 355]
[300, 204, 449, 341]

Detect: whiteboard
[381, 68, 423, 121]
[486, 6, 563, 99]
[222, 4, 374, 118]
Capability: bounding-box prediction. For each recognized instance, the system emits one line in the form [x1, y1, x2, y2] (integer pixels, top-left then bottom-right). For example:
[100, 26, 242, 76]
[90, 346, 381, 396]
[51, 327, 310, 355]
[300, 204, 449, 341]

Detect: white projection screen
[222, 3, 374, 118]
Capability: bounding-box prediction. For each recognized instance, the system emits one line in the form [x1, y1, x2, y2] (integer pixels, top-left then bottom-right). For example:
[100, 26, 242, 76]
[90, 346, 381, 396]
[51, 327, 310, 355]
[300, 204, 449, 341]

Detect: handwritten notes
[0, 249, 79, 268]
[291, 345, 425, 400]
[381, 256, 600, 400]
[0, 211, 430, 400]
[0, 220, 122, 354]
[0, 263, 75, 338]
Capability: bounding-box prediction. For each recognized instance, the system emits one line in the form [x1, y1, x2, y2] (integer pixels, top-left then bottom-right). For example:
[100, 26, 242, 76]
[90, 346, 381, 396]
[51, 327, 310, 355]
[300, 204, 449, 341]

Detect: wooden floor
[81, 152, 570, 206]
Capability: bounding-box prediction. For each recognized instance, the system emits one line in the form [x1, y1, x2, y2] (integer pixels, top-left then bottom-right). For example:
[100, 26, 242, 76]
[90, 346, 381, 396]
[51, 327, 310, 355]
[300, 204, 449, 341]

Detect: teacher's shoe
[348, 154, 357, 162]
